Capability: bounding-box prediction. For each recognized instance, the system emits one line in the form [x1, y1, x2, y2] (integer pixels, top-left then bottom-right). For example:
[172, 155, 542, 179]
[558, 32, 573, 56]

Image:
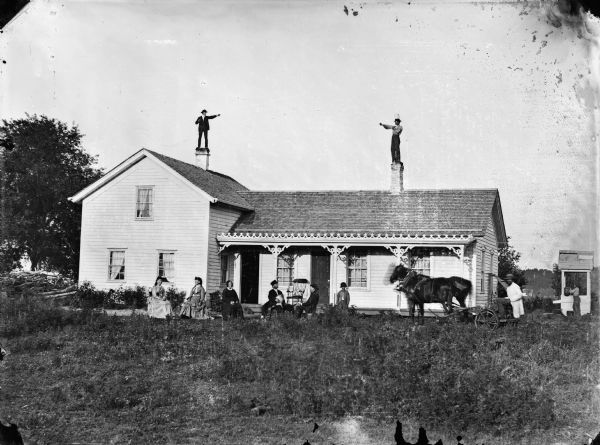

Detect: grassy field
[0, 295, 599, 445]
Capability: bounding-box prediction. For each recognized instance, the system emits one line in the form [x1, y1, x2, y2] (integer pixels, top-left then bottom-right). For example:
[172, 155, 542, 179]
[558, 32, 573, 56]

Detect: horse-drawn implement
[390, 264, 518, 329]
[425, 301, 519, 330]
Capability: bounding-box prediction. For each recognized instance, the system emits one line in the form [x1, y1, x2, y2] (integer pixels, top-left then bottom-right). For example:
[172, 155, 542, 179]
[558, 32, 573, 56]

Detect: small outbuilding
[556, 250, 594, 316]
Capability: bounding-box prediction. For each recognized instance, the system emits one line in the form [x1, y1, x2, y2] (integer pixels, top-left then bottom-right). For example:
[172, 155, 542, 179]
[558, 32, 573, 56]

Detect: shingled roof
[231, 189, 503, 238]
[146, 150, 253, 210]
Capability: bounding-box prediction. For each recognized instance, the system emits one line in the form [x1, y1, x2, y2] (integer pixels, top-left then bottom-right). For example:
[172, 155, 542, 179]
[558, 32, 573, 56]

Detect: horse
[390, 265, 472, 323]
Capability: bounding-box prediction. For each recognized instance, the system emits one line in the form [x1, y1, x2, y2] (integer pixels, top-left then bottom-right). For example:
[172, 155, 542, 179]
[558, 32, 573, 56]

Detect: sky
[1, 0, 598, 269]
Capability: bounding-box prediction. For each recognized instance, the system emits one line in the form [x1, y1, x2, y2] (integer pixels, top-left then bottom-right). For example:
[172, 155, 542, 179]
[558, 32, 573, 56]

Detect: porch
[216, 232, 478, 311]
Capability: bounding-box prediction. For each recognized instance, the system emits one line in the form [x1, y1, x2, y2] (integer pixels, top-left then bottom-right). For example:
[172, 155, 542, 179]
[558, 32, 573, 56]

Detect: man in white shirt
[505, 274, 525, 319]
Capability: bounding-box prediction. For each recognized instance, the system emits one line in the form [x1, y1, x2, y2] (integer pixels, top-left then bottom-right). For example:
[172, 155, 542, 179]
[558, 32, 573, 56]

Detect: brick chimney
[195, 148, 210, 170]
[390, 162, 404, 194]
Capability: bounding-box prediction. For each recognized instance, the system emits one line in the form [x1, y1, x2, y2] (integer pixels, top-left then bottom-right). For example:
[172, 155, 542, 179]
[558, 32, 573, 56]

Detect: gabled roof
[146, 150, 252, 210]
[69, 149, 252, 210]
[232, 189, 506, 243]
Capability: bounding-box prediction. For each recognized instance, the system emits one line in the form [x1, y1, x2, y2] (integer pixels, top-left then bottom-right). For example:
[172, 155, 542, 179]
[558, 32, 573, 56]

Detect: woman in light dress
[180, 276, 208, 319]
[147, 276, 173, 319]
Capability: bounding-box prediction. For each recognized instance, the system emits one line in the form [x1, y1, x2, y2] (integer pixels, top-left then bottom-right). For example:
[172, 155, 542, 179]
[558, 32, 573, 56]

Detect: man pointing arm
[196, 109, 221, 150]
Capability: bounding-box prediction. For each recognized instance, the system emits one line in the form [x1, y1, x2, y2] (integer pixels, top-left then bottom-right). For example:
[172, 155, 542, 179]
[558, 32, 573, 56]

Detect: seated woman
[147, 276, 173, 319]
[221, 280, 244, 320]
[180, 276, 208, 319]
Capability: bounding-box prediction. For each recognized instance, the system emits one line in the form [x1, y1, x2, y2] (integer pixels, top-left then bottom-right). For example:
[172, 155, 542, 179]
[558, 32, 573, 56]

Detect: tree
[551, 263, 562, 297]
[497, 237, 527, 297]
[0, 115, 103, 276]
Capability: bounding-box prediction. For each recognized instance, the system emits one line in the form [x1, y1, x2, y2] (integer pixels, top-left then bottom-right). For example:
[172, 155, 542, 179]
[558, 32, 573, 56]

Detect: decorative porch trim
[383, 245, 410, 265]
[262, 244, 290, 256]
[217, 232, 475, 247]
[321, 245, 351, 257]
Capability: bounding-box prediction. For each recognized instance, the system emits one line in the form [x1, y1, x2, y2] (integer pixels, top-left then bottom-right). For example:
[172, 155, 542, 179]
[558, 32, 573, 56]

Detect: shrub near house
[70, 281, 186, 310]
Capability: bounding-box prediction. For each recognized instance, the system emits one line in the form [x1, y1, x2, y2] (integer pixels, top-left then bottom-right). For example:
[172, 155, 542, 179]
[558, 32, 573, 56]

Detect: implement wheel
[475, 309, 499, 330]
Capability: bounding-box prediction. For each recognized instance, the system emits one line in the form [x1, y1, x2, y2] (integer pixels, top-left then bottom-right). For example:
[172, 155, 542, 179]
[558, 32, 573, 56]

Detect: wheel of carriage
[475, 309, 499, 330]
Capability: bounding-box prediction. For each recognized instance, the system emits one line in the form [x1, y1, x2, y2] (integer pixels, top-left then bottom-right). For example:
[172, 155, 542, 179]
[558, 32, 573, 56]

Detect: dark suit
[295, 290, 320, 317]
[262, 288, 283, 317]
[195, 115, 218, 148]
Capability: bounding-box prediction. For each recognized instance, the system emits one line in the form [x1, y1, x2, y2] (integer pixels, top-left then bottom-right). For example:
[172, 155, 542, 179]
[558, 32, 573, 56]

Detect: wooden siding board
[207, 205, 244, 293]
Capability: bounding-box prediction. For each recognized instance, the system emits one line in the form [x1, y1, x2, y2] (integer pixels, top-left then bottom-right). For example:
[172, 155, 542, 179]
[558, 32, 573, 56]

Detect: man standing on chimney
[379, 115, 403, 164]
[195, 109, 221, 151]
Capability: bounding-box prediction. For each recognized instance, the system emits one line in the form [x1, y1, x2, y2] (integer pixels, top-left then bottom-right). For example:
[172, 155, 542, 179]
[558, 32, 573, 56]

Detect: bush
[71, 282, 148, 309]
[523, 294, 555, 313]
[0, 293, 98, 337]
[165, 286, 186, 312]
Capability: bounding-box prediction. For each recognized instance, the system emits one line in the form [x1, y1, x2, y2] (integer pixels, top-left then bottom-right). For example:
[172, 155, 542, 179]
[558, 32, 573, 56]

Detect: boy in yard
[335, 282, 350, 311]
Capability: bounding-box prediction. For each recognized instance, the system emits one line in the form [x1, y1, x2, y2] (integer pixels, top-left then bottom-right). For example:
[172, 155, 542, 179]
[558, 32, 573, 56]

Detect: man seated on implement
[294, 283, 320, 318]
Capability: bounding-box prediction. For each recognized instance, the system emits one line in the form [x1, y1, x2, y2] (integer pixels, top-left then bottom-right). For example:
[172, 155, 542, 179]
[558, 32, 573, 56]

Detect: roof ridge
[146, 149, 243, 184]
[239, 188, 498, 193]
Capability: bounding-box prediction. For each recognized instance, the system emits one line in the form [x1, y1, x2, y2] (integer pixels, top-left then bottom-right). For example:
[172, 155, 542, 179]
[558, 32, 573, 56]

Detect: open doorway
[311, 251, 331, 304]
[240, 251, 260, 304]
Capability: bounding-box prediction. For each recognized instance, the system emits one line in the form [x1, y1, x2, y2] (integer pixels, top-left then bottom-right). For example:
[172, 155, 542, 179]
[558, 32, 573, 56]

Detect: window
[108, 250, 126, 281]
[220, 255, 229, 284]
[136, 186, 153, 218]
[277, 254, 295, 287]
[410, 253, 430, 277]
[158, 252, 175, 281]
[347, 253, 368, 287]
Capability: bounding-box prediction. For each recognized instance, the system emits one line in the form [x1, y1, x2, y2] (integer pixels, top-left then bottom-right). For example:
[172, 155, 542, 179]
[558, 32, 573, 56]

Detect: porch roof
[230, 189, 500, 237]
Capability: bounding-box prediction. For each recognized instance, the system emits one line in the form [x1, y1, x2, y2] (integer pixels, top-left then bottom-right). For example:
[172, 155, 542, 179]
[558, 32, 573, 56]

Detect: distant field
[0, 295, 598, 445]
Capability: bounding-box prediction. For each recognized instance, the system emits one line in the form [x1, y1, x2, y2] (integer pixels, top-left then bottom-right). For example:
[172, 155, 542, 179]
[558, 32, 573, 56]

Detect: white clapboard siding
[78, 156, 210, 292]
[474, 217, 500, 306]
[332, 251, 398, 310]
[294, 253, 311, 280]
[206, 205, 244, 293]
[258, 253, 276, 304]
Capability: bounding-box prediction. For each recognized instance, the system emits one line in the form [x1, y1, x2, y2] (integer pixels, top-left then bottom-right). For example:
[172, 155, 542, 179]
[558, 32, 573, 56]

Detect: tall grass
[0, 296, 598, 443]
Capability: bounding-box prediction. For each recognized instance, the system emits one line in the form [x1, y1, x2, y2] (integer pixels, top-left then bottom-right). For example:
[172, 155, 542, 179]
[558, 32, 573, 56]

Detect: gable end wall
[474, 216, 500, 306]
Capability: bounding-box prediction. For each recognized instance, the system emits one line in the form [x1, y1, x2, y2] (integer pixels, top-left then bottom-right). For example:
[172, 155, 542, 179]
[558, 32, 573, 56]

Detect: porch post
[233, 253, 241, 299]
[322, 245, 350, 305]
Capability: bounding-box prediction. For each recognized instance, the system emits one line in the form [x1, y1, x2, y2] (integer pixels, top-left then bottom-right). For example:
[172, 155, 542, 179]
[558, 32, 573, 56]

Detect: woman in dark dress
[222, 280, 244, 320]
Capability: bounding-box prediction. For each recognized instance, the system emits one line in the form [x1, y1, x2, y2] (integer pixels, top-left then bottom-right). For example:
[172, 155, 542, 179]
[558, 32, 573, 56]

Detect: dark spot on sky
[352, 10, 358, 16]
[2, 60, 5, 64]
[532, 34, 537, 42]
[343, 5, 348, 15]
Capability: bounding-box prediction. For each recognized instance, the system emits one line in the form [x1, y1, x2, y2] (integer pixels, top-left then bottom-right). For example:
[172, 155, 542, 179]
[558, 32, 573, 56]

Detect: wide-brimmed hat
[270, 280, 278, 286]
[157, 276, 169, 283]
[311, 284, 319, 291]
[201, 109, 207, 113]
[340, 282, 348, 288]
[194, 276, 202, 282]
